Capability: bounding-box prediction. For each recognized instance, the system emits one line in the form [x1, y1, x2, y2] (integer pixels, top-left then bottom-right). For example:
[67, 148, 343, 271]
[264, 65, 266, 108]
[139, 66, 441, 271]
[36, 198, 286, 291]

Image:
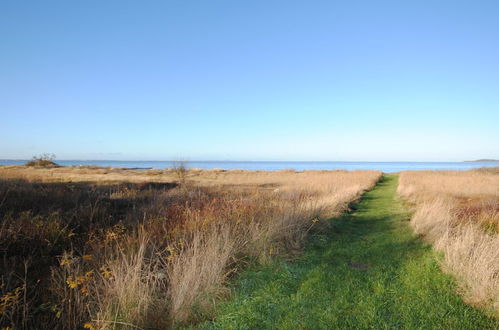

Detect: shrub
[25, 153, 58, 167]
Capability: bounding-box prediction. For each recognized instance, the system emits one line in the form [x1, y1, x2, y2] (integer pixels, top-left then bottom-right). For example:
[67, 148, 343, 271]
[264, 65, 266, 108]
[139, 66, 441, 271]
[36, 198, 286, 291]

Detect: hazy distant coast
[464, 159, 499, 162]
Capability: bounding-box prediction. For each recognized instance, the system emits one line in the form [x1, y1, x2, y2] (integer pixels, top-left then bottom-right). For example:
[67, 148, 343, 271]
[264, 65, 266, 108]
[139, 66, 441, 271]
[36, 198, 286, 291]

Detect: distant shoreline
[1, 159, 499, 163]
[464, 159, 499, 163]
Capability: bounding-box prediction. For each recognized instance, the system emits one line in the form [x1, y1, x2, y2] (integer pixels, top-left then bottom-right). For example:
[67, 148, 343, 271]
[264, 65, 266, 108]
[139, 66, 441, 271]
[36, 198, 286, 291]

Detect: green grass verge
[192, 175, 498, 329]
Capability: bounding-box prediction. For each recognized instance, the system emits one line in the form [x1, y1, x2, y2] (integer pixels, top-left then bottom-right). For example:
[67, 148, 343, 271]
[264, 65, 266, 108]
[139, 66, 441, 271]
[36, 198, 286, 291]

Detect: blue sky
[1, 0, 498, 161]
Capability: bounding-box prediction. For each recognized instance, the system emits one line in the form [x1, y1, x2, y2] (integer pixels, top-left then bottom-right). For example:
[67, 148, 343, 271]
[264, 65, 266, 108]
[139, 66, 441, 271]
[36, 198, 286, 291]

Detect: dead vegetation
[397, 168, 499, 315]
[0, 165, 380, 328]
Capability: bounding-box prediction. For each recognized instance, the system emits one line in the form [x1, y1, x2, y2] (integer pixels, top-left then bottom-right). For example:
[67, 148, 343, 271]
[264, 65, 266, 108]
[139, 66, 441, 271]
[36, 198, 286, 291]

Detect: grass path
[195, 175, 498, 329]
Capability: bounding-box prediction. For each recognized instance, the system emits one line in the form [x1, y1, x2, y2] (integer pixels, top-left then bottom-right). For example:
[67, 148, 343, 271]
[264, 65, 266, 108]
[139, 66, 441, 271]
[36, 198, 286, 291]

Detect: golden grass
[0, 165, 170, 183]
[167, 223, 237, 322]
[0, 165, 381, 328]
[92, 233, 169, 329]
[398, 169, 499, 314]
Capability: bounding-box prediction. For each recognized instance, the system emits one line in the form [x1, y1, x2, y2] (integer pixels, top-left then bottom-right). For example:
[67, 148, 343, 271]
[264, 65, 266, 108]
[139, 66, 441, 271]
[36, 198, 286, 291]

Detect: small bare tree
[172, 160, 188, 186]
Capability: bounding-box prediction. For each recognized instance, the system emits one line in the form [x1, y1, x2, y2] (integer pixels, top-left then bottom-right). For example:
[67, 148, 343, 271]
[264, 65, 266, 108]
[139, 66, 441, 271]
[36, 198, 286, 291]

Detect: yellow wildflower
[166, 245, 177, 261]
[83, 323, 96, 330]
[66, 276, 78, 289]
[100, 266, 113, 280]
[76, 275, 86, 285]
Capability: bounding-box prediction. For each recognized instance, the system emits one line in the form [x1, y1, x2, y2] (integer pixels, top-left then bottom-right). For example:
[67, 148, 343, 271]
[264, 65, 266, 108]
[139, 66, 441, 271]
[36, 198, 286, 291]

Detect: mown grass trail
[194, 175, 498, 329]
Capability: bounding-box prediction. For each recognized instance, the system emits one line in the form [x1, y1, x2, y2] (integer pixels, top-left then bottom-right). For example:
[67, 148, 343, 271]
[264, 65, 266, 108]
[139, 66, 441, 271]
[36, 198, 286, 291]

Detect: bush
[25, 153, 58, 167]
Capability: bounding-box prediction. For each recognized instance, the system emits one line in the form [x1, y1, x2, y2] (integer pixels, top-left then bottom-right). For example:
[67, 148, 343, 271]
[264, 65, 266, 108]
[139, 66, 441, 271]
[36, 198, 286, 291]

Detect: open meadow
[1, 165, 498, 329]
[0, 165, 381, 329]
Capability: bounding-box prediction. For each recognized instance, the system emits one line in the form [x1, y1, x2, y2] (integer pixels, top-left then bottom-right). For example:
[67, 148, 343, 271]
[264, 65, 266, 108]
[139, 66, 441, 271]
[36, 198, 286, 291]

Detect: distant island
[464, 159, 499, 162]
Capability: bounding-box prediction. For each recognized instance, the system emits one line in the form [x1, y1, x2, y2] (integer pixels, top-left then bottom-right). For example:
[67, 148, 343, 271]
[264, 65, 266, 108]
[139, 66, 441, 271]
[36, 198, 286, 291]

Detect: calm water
[0, 160, 497, 173]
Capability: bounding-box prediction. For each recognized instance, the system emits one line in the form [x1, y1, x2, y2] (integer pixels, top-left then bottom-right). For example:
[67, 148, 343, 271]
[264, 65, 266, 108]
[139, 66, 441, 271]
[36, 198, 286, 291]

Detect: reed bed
[397, 168, 499, 315]
[0, 166, 380, 328]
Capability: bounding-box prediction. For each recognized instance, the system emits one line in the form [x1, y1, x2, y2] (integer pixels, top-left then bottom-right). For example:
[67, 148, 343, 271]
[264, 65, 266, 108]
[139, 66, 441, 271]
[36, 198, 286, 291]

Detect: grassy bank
[398, 168, 499, 314]
[195, 175, 498, 329]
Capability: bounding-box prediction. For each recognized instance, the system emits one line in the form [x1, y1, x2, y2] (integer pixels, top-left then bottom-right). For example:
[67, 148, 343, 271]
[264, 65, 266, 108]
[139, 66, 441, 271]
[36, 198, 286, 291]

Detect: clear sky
[1, 0, 498, 161]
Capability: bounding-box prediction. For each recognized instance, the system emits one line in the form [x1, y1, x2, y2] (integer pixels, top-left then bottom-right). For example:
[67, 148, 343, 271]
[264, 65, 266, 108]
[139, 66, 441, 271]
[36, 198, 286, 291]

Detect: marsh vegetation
[398, 168, 499, 314]
[0, 166, 380, 329]
[1, 165, 496, 329]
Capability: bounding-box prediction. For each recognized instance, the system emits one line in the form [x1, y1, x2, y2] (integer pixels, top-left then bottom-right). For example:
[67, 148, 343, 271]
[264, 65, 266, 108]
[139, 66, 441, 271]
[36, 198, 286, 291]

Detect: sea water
[0, 160, 497, 173]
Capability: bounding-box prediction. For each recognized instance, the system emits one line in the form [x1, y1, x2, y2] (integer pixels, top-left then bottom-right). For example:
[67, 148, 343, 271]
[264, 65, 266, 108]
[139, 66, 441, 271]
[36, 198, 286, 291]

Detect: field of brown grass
[0, 165, 381, 329]
[397, 168, 499, 314]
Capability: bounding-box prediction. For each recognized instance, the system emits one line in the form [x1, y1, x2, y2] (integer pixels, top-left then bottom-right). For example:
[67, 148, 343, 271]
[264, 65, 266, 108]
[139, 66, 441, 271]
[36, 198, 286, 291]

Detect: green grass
[193, 175, 498, 329]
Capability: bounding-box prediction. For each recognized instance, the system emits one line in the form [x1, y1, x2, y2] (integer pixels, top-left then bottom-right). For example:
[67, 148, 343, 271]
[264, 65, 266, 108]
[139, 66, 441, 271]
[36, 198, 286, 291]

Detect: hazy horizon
[1, 158, 497, 163]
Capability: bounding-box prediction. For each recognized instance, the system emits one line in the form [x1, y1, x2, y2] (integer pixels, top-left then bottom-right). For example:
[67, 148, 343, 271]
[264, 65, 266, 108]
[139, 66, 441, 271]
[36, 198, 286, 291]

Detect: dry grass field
[0, 165, 380, 329]
[398, 168, 499, 314]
